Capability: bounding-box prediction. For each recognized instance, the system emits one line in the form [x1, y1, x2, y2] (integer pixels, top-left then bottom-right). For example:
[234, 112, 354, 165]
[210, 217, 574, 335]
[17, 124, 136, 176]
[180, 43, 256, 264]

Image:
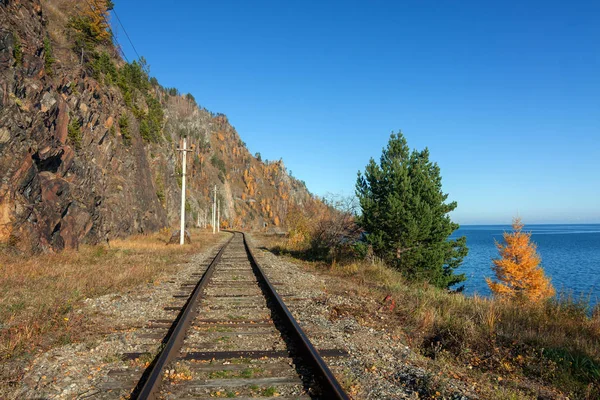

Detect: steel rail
[134, 231, 348, 399]
[134, 233, 234, 400]
[241, 232, 350, 400]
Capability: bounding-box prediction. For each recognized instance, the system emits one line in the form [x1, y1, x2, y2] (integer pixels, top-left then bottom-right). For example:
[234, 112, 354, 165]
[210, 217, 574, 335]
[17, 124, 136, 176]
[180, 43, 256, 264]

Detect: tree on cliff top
[86, 0, 114, 42]
[71, 0, 114, 45]
[486, 218, 555, 302]
[356, 132, 468, 289]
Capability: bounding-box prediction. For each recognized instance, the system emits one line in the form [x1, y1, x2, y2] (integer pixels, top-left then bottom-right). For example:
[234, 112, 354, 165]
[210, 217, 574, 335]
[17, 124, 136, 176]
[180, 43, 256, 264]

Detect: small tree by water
[486, 218, 555, 302]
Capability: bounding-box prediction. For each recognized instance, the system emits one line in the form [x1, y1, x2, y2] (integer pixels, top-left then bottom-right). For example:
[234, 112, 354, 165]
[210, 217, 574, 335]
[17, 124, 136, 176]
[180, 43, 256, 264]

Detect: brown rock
[58, 146, 75, 175]
[40, 92, 56, 112]
[0, 0, 317, 253]
[0, 127, 9, 144]
[55, 99, 69, 144]
[59, 202, 93, 249]
[0, 196, 13, 242]
[168, 230, 191, 245]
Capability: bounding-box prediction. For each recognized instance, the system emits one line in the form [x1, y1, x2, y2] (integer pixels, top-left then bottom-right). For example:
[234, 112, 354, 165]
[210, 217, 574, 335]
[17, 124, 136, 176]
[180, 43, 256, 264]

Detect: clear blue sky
[110, 0, 599, 224]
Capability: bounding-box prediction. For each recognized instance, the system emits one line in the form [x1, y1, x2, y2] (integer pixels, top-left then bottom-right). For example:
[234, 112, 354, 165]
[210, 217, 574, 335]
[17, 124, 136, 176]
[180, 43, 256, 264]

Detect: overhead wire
[82, 0, 150, 74]
[81, 0, 129, 63]
[110, 8, 149, 73]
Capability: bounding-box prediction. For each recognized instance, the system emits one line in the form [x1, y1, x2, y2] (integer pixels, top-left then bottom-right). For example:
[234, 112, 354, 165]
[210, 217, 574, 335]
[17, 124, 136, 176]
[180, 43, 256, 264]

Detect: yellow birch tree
[486, 218, 555, 302]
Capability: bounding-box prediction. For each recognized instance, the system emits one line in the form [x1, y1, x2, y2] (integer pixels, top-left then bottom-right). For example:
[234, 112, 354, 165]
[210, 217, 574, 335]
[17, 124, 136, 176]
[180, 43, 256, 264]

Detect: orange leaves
[486, 218, 555, 302]
[81, 0, 112, 43]
[242, 169, 257, 196]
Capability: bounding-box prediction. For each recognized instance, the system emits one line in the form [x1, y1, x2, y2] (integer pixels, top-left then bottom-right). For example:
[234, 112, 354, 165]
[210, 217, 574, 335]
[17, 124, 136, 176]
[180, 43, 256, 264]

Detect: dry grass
[0, 229, 227, 361]
[265, 236, 600, 399]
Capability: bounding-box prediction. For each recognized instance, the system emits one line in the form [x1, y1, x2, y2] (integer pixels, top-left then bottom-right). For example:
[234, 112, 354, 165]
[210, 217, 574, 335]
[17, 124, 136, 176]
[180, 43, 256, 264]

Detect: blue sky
[110, 0, 599, 224]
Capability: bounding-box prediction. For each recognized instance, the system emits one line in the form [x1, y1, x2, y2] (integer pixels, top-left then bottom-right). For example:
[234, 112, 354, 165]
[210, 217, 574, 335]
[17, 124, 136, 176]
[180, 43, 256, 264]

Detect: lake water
[451, 224, 600, 306]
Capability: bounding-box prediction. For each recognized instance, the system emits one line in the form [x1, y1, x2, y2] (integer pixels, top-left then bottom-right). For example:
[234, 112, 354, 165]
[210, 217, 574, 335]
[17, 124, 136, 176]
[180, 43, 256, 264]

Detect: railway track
[128, 231, 348, 399]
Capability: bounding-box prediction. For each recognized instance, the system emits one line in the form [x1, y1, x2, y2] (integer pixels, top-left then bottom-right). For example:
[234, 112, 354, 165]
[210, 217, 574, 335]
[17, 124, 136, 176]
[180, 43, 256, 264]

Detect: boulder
[168, 230, 191, 245]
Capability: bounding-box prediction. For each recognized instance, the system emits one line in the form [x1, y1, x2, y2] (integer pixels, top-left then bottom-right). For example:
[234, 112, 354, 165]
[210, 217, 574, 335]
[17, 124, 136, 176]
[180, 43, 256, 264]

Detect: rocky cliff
[0, 0, 318, 252]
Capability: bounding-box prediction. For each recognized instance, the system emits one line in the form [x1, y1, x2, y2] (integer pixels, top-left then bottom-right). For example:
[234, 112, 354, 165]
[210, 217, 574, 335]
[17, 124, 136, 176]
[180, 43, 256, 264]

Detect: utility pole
[212, 185, 217, 234]
[217, 200, 220, 233]
[177, 138, 192, 245]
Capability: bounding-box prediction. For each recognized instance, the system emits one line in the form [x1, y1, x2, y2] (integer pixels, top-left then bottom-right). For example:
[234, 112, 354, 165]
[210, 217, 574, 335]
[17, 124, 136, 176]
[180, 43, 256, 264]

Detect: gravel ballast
[6, 233, 475, 399]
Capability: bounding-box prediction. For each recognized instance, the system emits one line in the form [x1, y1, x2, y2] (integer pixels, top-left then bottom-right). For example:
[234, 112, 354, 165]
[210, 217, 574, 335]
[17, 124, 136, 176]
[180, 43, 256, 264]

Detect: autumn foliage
[486, 218, 555, 302]
[81, 0, 113, 43]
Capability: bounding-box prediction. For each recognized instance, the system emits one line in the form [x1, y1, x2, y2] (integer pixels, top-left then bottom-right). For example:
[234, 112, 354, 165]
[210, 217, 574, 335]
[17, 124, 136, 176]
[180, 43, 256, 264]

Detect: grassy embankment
[0, 229, 227, 362]
[264, 235, 600, 400]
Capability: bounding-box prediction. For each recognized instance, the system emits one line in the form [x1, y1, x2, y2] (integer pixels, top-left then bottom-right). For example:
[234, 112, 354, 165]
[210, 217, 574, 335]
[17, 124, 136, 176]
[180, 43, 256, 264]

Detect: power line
[110, 8, 149, 74]
[80, 1, 153, 77]
[82, 0, 130, 63]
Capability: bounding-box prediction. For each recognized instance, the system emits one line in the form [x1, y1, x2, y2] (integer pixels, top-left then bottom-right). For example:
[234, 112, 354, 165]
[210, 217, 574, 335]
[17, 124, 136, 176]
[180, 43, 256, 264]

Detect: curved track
[133, 232, 348, 400]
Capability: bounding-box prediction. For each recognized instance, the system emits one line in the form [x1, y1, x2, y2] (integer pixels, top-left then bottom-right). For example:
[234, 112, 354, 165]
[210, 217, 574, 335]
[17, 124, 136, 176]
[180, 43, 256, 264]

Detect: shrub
[139, 119, 150, 142]
[156, 189, 165, 204]
[120, 61, 149, 92]
[197, 135, 211, 153]
[282, 196, 359, 262]
[307, 196, 359, 262]
[91, 52, 118, 85]
[68, 16, 96, 54]
[13, 32, 22, 66]
[210, 154, 226, 175]
[116, 60, 149, 108]
[67, 118, 82, 149]
[144, 94, 164, 142]
[136, 98, 163, 144]
[185, 93, 196, 105]
[352, 241, 370, 260]
[119, 115, 131, 145]
[43, 38, 55, 76]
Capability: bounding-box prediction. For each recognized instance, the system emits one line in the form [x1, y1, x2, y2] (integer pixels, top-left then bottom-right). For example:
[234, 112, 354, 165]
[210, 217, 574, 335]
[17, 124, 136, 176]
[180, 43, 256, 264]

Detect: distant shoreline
[458, 223, 600, 227]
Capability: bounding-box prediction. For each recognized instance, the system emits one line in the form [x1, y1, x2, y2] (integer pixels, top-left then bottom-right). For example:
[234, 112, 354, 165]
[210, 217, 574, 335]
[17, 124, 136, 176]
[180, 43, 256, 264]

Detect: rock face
[0, 0, 318, 252]
[167, 230, 191, 245]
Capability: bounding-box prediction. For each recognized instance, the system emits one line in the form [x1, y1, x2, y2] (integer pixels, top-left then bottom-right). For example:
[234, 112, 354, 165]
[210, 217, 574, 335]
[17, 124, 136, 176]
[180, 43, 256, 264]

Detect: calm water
[451, 224, 600, 306]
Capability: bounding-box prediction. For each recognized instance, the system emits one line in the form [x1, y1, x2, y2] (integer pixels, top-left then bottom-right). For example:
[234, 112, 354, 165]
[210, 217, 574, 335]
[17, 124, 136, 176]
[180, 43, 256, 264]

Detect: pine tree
[486, 218, 555, 302]
[356, 132, 468, 289]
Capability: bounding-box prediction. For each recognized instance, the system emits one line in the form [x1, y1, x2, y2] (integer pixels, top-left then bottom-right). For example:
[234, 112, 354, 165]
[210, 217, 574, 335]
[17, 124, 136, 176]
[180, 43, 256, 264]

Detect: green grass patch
[43, 38, 55, 76]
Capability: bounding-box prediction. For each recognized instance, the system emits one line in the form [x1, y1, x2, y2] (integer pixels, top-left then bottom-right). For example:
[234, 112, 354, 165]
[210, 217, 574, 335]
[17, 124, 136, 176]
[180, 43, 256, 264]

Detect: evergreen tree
[356, 132, 468, 289]
[486, 218, 555, 302]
